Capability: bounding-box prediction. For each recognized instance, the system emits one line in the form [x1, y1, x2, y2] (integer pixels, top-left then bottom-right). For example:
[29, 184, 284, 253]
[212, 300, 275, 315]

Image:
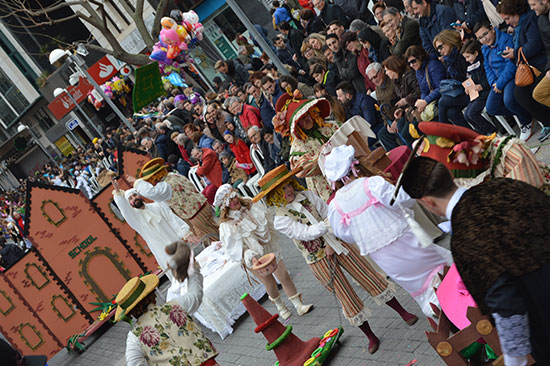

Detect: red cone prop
[241, 293, 320, 366]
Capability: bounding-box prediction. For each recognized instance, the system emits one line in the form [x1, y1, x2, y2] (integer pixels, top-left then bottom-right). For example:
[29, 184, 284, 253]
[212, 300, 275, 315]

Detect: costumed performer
[411, 121, 550, 192]
[111, 178, 193, 283]
[273, 90, 339, 201]
[257, 165, 418, 354]
[119, 240, 220, 366]
[214, 184, 313, 319]
[126, 158, 219, 240]
[401, 156, 550, 366]
[325, 145, 452, 318]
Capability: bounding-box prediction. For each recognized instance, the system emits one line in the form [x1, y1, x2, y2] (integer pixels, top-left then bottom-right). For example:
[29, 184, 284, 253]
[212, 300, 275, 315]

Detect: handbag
[440, 79, 465, 98]
[419, 66, 438, 121]
[515, 47, 541, 87]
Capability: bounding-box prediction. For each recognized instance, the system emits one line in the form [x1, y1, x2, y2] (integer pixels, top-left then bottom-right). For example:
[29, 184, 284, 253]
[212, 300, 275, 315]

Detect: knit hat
[114, 274, 159, 321]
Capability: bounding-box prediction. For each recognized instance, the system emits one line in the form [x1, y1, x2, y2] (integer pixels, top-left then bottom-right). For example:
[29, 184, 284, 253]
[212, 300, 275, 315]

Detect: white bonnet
[324, 145, 356, 182]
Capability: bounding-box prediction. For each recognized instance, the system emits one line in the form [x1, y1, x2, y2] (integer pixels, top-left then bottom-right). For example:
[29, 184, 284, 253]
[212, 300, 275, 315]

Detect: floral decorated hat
[273, 90, 331, 140]
[114, 274, 159, 321]
[252, 165, 302, 203]
[415, 122, 494, 179]
[139, 158, 168, 183]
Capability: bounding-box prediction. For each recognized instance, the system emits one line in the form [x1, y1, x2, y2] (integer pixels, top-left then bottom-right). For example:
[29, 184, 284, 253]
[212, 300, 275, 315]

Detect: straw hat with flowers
[253, 165, 302, 203]
[114, 274, 159, 321]
[139, 158, 168, 183]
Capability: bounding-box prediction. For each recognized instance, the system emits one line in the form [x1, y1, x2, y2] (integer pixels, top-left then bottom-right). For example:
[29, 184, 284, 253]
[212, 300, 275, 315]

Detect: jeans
[485, 79, 531, 127]
[464, 96, 497, 134]
[438, 93, 470, 127]
[515, 73, 550, 126]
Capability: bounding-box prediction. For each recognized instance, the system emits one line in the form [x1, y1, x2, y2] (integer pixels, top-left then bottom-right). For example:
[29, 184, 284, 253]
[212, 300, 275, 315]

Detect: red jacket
[229, 139, 256, 175]
[357, 48, 376, 92]
[239, 104, 262, 130]
[196, 148, 223, 187]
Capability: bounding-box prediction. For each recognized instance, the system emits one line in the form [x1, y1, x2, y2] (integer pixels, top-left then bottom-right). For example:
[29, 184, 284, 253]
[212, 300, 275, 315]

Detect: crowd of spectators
[3, 0, 550, 267]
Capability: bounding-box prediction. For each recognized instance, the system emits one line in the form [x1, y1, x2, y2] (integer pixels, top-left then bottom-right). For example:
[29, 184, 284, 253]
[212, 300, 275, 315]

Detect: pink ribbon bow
[340, 213, 351, 226]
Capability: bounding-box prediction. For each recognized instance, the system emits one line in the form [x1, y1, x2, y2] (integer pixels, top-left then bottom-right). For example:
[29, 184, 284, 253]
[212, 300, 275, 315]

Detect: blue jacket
[347, 93, 381, 127]
[273, 7, 292, 26]
[419, 3, 457, 55]
[452, 0, 487, 29]
[154, 134, 169, 160]
[482, 29, 516, 91]
[416, 56, 446, 103]
[513, 11, 547, 72]
[443, 48, 468, 81]
[260, 84, 283, 131]
[198, 134, 214, 149]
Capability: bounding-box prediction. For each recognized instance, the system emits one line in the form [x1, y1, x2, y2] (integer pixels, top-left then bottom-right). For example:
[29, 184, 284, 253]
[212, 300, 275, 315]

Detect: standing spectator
[498, 0, 550, 140]
[192, 147, 223, 204]
[411, 0, 457, 55]
[215, 59, 249, 87]
[278, 21, 306, 58]
[312, 0, 350, 28]
[227, 97, 262, 130]
[273, 35, 301, 70]
[473, 21, 532, 139]
[404, 45, 446, 121]
[433, 30, 470, 127]
[272, 1, 294, 30]
[382, 7, 422, 56]
[460, 39, 498, 134]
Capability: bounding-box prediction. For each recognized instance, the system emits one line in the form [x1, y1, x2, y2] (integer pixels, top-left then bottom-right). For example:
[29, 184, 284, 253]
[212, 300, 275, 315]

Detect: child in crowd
[220, 152, 249, 187]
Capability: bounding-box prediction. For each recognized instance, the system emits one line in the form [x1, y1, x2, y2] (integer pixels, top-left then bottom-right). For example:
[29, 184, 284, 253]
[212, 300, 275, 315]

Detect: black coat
[318, 3, 350, 28]
[225, 59, 249, 86]
[286, 28, 306, 57]
[538, 12, 550, 71]
[334, 50, 366, 93]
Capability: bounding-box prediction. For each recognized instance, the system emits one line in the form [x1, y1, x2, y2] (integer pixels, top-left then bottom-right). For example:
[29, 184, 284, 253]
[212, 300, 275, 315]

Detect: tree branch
[134, 0, 154, 50]
[83, 43, 151, 65]
[151, 0, 170, 41]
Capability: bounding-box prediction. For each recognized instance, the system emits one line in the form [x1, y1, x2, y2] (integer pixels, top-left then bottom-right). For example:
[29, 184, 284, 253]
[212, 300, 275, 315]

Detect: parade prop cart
[0, 147, 159, 359]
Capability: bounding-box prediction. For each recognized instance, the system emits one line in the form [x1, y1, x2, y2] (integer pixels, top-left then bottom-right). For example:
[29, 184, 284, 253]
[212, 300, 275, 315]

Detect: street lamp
[17, 124, 59, 167]
[49, 47, 136, 133]
[53, 87, 103, 140]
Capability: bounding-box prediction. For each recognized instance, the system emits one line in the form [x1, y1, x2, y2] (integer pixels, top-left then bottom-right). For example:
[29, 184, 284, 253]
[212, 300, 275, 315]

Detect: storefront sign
[132, 62, 164, 113]
[65, 119, 79, 131]
[54, 136, 74, 157]
[204, 21, 237, 60]
[87, 55, 121, 85]
[68, 235, 97, 259]
[47, 77, 93, 120]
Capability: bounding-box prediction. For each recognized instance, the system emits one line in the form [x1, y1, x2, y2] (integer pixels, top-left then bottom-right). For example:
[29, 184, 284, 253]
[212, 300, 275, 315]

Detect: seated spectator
[279, 74, 314, 97]
[260, 76, 283, 131]
[313, 83, 347, 122]
[223, 131, 256, 176]
[204, 101, 229, 141]
[215, 59, 250, 87]
[220, 152, 248, 187]
[273, 35, 301, 70]
[358, 27, 391, 63]
[191, 147, 223, 204]
[226, 96, 262, 130]
[0, 237, 24, 269]
[473, 20, 532, 140]
[248, 125, 276, 173]
[451, 0, 488, 34]
[224, 118, 248, 143]
[184, 123, 214, 149]
[212, 139, 233, 157]
[404, 45, 445, 121]
[308, 33, 326, 51]
[433, 29, 470, 127]
[498, 0, 550, 140]
[327, 21, 346, 39]
[382, 7, 421, 56]
[460, 39, 497, 134]
[278, 21, 306, 61]
[336, 0, 376, 25]
[312, 0, 350, 28]
[167, 154, 190, 177]
[311, 63, 340, 96]
[382, 55, 421, 146]
[373, 1, 387, 23]
[336, 81, 383, 147]
[341, 31, 377, 92]
[300, 8, 324, 35]
[301, 39, 324, 61]
[262, 128, 284, 166]
[336, 31, 370, 93]
[411, 0, 457, 55]
[174, 133, 194, 164]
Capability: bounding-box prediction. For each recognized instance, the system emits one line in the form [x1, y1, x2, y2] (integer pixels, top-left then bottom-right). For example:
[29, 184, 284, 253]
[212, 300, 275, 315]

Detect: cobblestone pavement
[48, 234, 450, 366]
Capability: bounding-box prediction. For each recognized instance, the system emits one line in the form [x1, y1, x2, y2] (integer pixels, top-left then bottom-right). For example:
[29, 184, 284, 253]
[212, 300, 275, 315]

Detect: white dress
[328, 176, 452, 317]
[218, 201, 281, 269]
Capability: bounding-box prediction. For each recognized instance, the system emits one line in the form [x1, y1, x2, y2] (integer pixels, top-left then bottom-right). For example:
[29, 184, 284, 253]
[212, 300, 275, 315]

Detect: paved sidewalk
[49, 234, 448, 366]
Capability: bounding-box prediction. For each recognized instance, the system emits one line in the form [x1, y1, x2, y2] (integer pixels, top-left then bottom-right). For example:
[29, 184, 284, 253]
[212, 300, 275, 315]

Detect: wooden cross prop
[425, 269, 536, 366]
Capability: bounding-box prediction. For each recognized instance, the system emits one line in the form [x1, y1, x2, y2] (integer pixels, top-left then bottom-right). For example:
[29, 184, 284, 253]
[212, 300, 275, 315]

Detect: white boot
[289, 293, 313, 316]
[269, 295, 291, 319]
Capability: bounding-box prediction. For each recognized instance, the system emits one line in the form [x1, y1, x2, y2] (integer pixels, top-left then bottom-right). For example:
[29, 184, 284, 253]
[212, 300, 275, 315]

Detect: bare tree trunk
[151, 0, 171, 41]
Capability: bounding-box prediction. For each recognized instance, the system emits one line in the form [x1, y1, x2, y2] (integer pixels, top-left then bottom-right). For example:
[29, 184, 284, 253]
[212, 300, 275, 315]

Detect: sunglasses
[408, 58, 417, 66]
[436, 44, 444, 52]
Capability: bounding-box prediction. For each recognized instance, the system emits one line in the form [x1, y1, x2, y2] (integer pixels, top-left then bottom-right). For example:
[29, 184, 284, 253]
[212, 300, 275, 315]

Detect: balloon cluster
[88, 76, 132, 110]
[151, 11, 204, 65]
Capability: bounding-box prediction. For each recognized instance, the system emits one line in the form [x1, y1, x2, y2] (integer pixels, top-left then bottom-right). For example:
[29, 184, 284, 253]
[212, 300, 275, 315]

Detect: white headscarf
[124, 188, 139, 200]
